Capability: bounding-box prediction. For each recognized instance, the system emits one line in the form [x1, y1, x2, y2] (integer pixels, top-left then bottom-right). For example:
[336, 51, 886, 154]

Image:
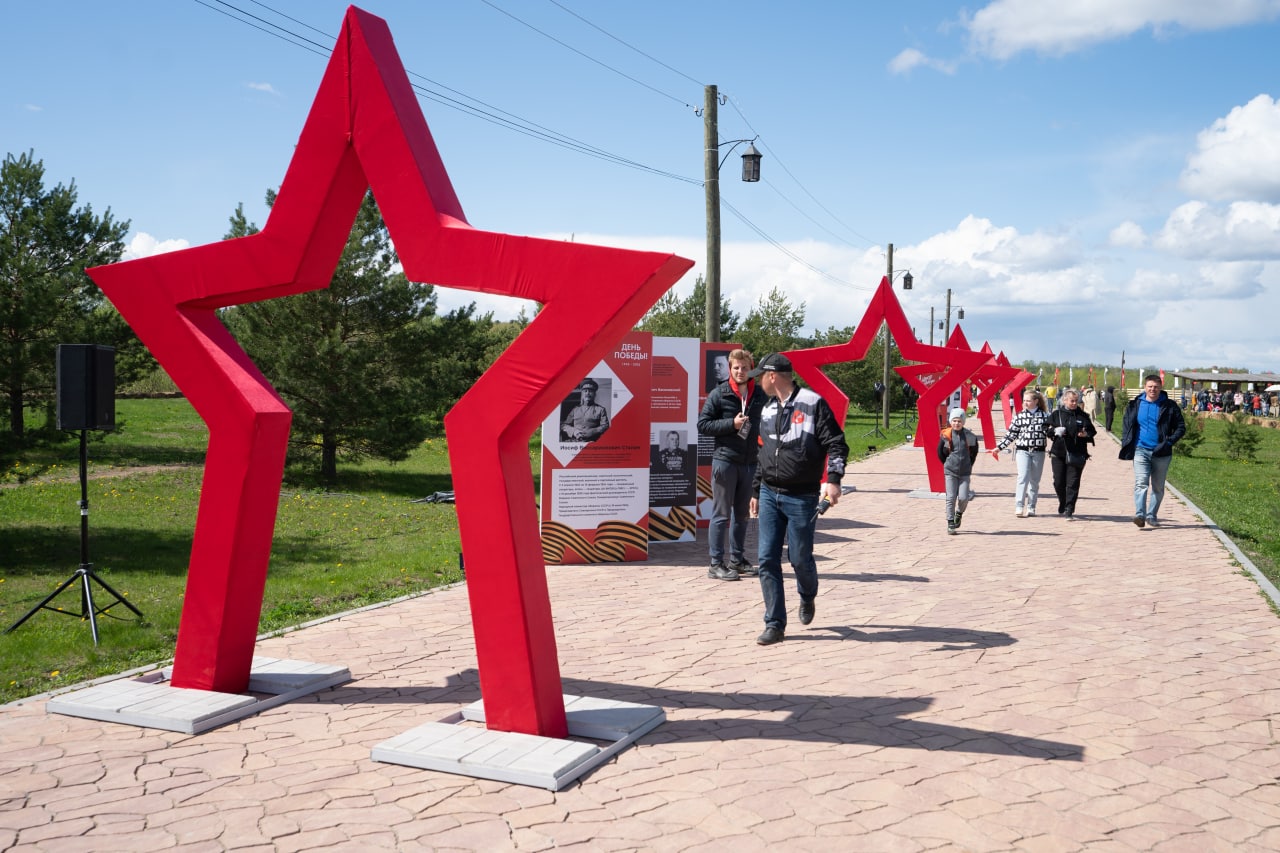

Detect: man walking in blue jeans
[698, 349, 766, 581]
[748, 353, 849, 645]
[1119, 374, 1186, 528]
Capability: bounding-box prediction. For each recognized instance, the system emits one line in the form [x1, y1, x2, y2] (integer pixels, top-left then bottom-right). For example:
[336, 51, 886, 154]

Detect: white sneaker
[1015, 507, 1025, 518]
[1026, 508, 1036, 517]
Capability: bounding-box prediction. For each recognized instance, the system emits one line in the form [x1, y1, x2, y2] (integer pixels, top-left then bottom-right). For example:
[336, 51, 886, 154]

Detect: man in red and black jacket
[748, 353, 849, 645]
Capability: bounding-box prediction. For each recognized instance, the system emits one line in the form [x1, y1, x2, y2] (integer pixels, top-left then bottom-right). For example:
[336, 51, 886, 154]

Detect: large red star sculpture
[87, 6, 691, 738]
[785, 277, 989, 493]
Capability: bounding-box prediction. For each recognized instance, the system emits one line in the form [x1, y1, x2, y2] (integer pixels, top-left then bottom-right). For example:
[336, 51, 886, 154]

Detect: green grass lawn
[1159, 415, 1280, 587]
[0, 398, 466, 702]
[1106, 408, 1280, 587]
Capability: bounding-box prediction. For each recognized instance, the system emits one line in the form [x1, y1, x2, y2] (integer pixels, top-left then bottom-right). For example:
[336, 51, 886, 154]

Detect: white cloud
[1109, 221, 1147, 248]
[1123, 267, 1184, 299]
[123, 233, 189, 260]
[23, 104, 42, 112]
[1197, 260, 1266, 297]
[1180, 94, 1280, 202]
[1153, 200, 1280, 259]
[887, 48, 957, 76]
[427, 220, 1280, 370]
[247, 82, 281, 95]
[965, 0, 1280, 59]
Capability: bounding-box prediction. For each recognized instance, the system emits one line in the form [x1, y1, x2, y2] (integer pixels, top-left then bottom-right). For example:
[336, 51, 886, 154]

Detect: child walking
[937, 407, 980, 534]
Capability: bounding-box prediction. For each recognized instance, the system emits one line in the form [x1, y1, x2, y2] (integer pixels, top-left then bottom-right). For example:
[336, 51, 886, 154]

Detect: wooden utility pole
[704, 84, 721, 342]
[882, 244, 894, 428]
[944, 287, 953, 342]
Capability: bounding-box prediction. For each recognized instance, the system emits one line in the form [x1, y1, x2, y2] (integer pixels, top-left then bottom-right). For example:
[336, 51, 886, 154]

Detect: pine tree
[737, 286, 806, 357]
[221, 190, 442, 485]
[636, 275, 739, 341]
[0, 150, 128, 440]
[1221, 410, 1260, 462]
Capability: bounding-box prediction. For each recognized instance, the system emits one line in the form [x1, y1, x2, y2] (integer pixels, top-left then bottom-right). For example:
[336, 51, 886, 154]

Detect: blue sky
[6, 0, 1280, 374]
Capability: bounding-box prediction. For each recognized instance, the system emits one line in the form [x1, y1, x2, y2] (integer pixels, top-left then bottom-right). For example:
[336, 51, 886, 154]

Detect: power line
[476, 0, 694, 108]
[194, 0, 877, 294]
[194, 0, 699, 185]
[193, 0, 330, 58]
[720, 198, 871, 292]
[545, 0, 705, 88]
[723, 94, 883, 251]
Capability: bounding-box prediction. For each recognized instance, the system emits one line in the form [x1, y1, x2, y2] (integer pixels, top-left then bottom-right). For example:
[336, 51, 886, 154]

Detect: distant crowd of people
[1189, 388, 1277, 416]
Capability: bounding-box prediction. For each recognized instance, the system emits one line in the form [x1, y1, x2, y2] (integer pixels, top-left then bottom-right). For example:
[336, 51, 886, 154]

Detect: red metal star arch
[943, 326, 976, 412]
[997, 354, 1037, 429]
[87, 6, 691, 738]
[785, 276, 989, 492]
[968, 342, 1022, 450]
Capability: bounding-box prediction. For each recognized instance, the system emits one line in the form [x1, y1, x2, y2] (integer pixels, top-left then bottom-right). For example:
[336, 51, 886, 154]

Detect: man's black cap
[747, 353, 792, 379]
[579, 378, 599, 391]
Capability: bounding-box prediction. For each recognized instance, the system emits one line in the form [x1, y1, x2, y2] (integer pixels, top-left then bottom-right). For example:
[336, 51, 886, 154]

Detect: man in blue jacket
[1118, 374, 1186, 528]
[748, 353, 849, 645]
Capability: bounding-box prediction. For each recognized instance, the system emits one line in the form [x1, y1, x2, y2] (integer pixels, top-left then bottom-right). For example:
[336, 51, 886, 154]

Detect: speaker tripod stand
[5, 429, 143, 645]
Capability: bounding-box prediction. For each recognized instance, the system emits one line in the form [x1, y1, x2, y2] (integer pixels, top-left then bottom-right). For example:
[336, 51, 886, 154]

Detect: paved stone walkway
[4, 431, 1280, 851]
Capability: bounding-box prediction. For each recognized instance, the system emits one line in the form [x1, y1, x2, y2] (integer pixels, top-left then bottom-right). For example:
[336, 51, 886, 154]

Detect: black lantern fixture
[740, 143, 762, 182]
[958, 307, 965, 320]
[938, 321, 944, 330]
[902, 271, 913, 290]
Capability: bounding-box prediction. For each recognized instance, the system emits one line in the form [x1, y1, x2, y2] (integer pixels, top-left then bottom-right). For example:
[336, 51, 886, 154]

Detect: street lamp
[940, 288, 965, 341]
[876, 244, 913, 431]
[704, 84, 761, 342]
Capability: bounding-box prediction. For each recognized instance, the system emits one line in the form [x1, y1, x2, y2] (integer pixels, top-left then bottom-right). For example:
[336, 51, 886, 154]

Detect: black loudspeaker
[56, 344, 116, 431]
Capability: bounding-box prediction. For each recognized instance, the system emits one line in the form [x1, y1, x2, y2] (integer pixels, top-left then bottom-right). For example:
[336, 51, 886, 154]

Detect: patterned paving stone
[5, 431, 1280, 849]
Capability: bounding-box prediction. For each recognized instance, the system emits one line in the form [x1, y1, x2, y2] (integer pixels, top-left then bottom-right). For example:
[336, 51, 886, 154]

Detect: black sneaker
[729, 559, 758, 577]
[756, 627, 784, 645]
[954, 511, 963, 529]
[798, 599, 815, 625]
[708, 562, 740, 581]
[1132, 516, 1146, 528]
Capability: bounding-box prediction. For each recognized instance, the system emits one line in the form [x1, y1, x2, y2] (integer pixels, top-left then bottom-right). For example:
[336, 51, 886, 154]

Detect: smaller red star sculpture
[993, 351, 1036, 428]
[786, 277, 989, 492]
[967, 342, 1021, 450]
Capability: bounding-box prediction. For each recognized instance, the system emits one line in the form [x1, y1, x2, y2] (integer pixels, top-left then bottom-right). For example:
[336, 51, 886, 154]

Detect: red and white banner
[541, 331, 653, 563]
[648, 336, 699, 543]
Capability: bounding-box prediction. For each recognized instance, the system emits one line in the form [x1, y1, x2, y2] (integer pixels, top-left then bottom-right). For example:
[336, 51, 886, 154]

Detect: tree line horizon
[0, 149, 1254, 482]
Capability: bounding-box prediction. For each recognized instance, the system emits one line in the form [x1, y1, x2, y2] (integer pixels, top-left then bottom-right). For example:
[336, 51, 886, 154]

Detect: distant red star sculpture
[968, 343, 1021, 450]
[996, 353, 1037, 429]
[786, 277, 989, 492]
[87, 6, 691, 738]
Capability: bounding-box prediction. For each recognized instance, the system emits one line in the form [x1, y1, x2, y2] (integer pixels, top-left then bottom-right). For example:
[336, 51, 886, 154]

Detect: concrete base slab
[372, 694, 665, 790]
[908, 488, 946, 499]
[46, 656, 350, 734]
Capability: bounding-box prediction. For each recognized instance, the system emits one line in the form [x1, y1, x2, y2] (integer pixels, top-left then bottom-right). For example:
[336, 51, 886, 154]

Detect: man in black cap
[560, 378, 610, 442]
[748, 353, 849, 645]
